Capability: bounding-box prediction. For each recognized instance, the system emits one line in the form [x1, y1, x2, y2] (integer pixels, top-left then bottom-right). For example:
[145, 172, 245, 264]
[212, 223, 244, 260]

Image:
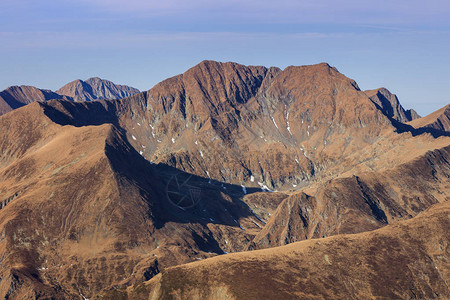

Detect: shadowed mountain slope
[0, 85, 70, 115]
[365, 87, 420, 122]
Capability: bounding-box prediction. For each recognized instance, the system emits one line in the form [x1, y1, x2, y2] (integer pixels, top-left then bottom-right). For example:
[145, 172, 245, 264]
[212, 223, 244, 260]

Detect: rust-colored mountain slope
[409, 103, 450, 133]
[0, 85, 70, 115]
[40, 61, 399, 191]
[132, 200, 450, 300]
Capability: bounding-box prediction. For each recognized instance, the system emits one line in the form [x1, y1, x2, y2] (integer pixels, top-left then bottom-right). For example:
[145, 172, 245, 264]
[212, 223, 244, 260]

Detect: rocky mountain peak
[56, 77, 139, 102]
[364, 87, 420, 123]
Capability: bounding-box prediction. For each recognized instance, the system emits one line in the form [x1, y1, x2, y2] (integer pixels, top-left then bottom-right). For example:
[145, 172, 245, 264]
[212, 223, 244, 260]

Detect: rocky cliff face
[365, 87, 420, 123]
[0, 86, 69, 115]
[56, 77, 140, 102]
[0, 61, 449, 298]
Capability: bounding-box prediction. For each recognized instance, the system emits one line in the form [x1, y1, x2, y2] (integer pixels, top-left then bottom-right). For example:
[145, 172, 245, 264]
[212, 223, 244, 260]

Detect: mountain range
[0, 78, 139, 115]
[0, 61, 448, 299]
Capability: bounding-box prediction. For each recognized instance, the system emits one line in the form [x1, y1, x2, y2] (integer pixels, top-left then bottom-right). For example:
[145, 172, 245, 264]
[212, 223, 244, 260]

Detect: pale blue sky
[1, 0, 449, 115]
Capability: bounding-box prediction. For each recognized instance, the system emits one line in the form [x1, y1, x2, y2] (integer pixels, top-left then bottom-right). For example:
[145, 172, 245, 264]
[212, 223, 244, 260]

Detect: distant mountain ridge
[0, 86, 70, 115]
[56, 77, 140, 102]
[0, 78, 140, 115]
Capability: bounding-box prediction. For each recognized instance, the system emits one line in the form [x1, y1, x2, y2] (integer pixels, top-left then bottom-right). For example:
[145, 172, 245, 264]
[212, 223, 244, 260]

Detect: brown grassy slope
[0, 103, 268, 298]
[139, 200, 450, 300]
[249, 144, 450, 249]
[408, 104, 450, 133]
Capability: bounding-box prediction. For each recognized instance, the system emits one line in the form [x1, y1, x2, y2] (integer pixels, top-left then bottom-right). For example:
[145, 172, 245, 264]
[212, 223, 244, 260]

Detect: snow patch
[171, 138, 175, 143]
[286, 111, 292, 135]
[258, 182, 273, 192]
[271, 115, 279, 129]
[241, 185, 247, 194]
[250, 175, 255, 182]
[132, 135, 137, 141]
[199, 150, 203, 157]
[139, 151, 143, 155]
[149, 125, 156, 138]
[195, 140, 198, 145]
[137, 122, 141, 126]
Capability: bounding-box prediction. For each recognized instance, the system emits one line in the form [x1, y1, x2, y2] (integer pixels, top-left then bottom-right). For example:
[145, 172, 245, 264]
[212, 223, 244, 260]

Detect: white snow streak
[149, 124, 156, 138]
[286, 110, 292, 135]
[258, 182, 272, 192]
[132, 135, 137, 140]
[250, 175, 255, 182]
[271, 116, 279, 129]
[241, 185, 247, 194]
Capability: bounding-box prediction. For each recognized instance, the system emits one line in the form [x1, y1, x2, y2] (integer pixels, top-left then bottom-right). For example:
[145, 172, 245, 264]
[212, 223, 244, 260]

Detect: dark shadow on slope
[104, 126, 268, 231]
[371, 101, 449, 137]
[40, 92, 148, 127]
[40, 99, 121, 127]
[390, 118, 450, 138]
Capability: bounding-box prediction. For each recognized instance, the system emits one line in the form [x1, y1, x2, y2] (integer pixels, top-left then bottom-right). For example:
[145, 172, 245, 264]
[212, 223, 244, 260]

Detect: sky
[1, 0, 449, 115]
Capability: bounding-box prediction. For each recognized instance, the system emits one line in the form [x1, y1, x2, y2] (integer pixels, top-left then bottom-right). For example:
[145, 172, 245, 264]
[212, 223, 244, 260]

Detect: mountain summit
[56, 77, 140, 102]
[0, 78, 140, 116]
[364, 87, 420, 122]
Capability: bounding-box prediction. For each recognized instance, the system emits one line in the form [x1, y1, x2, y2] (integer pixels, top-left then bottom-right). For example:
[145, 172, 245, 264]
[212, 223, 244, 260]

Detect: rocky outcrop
[56, 77, 139, 102]
[365, 87, 420, 123]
